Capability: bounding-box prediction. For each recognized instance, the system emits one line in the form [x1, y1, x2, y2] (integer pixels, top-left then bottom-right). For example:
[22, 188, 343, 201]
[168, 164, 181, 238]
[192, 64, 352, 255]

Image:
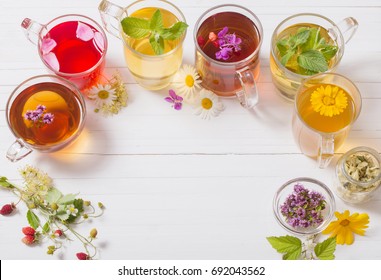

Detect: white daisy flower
[66, 205, 78, 217]
[172, 64, 201, 102]
[193, 89, 224, 120]
[88, 84, 117, 107]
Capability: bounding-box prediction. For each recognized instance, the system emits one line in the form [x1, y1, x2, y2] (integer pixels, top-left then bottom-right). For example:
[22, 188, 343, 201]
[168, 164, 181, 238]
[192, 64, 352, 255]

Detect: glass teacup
[270, 13, 358, 101]
[99, 0, 186, 90]
[5, 75, 86, 162]
[194, 4, 263, 109]
[21, 14, 108, 91]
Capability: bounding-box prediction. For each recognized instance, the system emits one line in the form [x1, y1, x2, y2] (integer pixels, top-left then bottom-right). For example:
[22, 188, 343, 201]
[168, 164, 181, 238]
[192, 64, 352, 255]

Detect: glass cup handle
[21, 18, 43, 45]
[318, 135, 335, 169]
[235, 67, 259, 109]
[6, 139, 32, 162]
[335, 17, 359, 44]
[98, 0, 124, 39]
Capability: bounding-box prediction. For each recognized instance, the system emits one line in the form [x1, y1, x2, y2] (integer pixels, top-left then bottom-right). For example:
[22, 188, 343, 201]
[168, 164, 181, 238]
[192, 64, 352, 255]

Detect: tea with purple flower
[9, 82, 82, 146]
[195, 11, 261, 96]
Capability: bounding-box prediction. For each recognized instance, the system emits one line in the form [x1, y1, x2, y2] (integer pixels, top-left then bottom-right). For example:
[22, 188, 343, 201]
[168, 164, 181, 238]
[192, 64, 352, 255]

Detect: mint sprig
[276, 27, 338, 74]
[121, 9, 188, 55]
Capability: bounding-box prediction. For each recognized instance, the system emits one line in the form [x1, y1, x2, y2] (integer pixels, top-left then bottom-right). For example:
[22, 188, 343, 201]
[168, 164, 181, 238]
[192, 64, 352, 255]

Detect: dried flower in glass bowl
[273, 177, 336, 236]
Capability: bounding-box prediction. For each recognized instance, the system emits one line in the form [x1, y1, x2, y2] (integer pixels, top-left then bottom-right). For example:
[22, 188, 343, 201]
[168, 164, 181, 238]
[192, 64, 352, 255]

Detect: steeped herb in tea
[120, 8, 188, 55]
[275, 24, 338, 75]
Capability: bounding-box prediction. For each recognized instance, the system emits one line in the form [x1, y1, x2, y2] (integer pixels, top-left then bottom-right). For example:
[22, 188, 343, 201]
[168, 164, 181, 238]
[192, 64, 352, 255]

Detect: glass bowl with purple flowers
[273, 177, 336, 236]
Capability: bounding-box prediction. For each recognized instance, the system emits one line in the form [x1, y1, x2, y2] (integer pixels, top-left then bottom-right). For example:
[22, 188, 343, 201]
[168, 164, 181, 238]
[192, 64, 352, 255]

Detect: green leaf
[42, 222, 50, 234]
[297, 50, 328, 73]
[267, 235, 302, 260]
[0, 177, 14, 188]
[149, 33, 164, 55]
[292, 29, 310, 48]
[315, 237, 337, 260]
[57, 193, 77, 205]
[321, 45, 338, 61]
[276, 41, 288, 57]
[150, 9, 163, 32]
[302, 27, 320, 51]
[161, 22, 188, 40]
[280, 50, 295, 66]
[45, 188, 62, 204]
[27, 210, 40, 229]
[121, 17, 151, 38]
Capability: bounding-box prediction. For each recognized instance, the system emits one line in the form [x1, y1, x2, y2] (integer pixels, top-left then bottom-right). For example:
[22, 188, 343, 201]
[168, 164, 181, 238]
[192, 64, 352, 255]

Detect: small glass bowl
[273, 177, 336, 236]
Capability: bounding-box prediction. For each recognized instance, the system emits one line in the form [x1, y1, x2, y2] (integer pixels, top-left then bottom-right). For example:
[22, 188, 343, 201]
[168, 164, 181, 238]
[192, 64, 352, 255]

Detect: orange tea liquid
[9, 82, 82, 147]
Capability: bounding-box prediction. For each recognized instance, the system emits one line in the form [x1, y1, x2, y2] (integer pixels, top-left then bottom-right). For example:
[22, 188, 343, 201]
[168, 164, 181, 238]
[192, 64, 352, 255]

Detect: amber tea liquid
[195, 11, 261, 96]
[9, 82, 83, 148]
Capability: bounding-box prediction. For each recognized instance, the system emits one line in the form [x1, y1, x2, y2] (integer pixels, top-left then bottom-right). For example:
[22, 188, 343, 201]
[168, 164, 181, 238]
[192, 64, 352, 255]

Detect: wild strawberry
[0, 203, 15, 216]
[76, 252, 89, 260]
[209, 32, 217, 42]
[22, 226, 36, 236]
[197, 35, 205, 47]
[54, 229, 63, 237]
[22, 235, 35, 245]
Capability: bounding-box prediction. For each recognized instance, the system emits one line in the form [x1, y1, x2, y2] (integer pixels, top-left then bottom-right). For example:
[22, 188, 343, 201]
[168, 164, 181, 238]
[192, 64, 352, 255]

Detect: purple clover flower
[24, 104, 54, 127]
[215, 26, 242, 61]
[280, 183, 327, 229]
[165, 89, 183, 111]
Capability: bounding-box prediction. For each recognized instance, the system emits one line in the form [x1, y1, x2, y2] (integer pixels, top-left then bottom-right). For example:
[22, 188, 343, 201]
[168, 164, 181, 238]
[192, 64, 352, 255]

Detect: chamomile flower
[88, 84, 117, 107]
[172, 64, 201, 101]
[193, 89, 224, 120]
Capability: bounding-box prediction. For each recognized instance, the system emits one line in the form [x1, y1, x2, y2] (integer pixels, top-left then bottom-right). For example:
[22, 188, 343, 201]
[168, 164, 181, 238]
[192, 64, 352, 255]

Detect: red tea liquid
[40, 21, 105, 89]
[196, 11, 261, 96]
[9, 82, 83, 148]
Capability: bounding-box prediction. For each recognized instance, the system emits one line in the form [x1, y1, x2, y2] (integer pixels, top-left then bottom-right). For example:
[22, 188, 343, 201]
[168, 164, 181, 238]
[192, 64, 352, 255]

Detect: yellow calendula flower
[310, 85, 348, 117]
[322, 210, 369, 245]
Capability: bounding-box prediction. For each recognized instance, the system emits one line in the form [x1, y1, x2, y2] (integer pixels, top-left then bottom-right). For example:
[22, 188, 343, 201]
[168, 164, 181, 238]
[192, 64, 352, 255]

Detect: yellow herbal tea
[121, 7, 184, 90]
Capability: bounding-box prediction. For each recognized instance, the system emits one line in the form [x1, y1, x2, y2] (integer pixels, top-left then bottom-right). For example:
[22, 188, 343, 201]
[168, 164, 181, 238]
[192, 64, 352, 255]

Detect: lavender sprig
[280, 183, 326, 228]
[24, 104, 54, 127]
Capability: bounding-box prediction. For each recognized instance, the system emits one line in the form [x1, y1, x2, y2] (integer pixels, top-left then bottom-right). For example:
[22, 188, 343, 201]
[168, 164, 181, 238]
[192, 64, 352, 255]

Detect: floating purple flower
[24, 104, 54, 127]
[165, 89, 183, 110]
[214, 26, 242, 61]
[280, 183, 326, 229]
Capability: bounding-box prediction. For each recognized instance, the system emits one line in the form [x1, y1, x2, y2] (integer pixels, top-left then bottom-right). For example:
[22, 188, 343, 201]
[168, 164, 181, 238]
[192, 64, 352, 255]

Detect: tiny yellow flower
[310, 84, 348, 117]
[322, 210, 369, 245]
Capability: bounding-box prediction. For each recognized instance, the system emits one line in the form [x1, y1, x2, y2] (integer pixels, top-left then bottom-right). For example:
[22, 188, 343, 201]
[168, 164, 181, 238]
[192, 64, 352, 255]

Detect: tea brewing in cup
[270, 13, 358, 101]
[194, 4, 263, 109]
[292, 73, 361, 168]
[21, 14, 108, 91]
[6, 75, 86, 162]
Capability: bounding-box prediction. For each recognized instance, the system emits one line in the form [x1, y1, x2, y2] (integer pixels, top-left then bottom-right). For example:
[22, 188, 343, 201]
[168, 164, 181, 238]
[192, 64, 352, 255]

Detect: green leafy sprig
[267, 235, 337, 260]
[276, 27, 338, 75]
[121, 9, 188, 55]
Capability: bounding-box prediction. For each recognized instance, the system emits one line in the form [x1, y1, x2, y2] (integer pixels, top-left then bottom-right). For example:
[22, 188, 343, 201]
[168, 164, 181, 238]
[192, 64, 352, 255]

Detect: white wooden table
[0, 0, 380, 260]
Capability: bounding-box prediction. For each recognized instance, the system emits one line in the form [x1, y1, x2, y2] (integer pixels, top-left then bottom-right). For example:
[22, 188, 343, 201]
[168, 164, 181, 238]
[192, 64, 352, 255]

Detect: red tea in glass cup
[6, 75, 86, 162]
[194, 5, 263, 108]
[21, 14, 107, 91]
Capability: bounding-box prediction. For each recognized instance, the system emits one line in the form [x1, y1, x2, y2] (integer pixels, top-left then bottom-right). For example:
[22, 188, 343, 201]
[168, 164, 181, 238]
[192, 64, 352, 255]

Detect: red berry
[22, 235, 35, 245]
[54, 229, 63, 237]
[197, 36, 205, 47]
[22, 227, 36, 236]
[76, 252, 89, 260]
[0, 204, 15, 216]
[212, 41, 220, 48]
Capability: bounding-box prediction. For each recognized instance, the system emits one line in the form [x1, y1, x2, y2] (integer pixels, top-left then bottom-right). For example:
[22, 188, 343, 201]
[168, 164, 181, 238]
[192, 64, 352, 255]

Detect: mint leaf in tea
[275, 25, 338, 75]
[121, 8, 188, 55]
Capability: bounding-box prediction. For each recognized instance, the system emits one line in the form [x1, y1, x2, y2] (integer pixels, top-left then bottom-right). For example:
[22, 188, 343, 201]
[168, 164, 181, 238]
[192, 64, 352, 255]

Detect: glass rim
[294, 72, 362, 137]
[193, 4, 263, 66]
[119, 0, 187, 60]
[37, 14, 108, 77]
[5, 74, 86, 150]
[339, 146, 381, 186]
[273, 177, 336, 236]
[270, 13, 345, 78]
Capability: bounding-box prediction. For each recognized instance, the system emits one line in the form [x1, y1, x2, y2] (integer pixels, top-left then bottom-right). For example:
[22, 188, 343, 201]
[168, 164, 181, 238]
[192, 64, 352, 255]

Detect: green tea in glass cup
[99, 0, 187, 90]
[270, 13, 358, 101]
